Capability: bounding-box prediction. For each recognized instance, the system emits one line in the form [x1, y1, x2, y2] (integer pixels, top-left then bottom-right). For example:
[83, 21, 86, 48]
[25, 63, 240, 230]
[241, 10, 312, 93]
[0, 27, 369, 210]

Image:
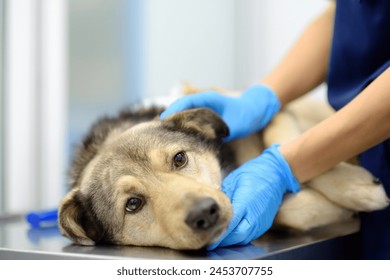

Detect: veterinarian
[161, 1, 390, 259]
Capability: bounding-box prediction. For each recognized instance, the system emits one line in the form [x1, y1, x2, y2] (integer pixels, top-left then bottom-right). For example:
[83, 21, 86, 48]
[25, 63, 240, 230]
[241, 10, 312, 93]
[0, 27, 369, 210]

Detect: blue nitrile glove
[208, 144, 300, 250]
[160, 84, 280, 141]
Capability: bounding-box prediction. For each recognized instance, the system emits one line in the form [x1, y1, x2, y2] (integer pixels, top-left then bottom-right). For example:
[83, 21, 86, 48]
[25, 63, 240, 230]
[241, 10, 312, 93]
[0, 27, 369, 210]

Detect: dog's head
[59, 108, 233, 250]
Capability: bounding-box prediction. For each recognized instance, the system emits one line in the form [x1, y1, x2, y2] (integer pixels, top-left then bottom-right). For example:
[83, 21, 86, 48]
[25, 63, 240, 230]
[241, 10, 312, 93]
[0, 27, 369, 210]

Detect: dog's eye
[125, 197, 144, 213]
[173, 151, 187, 169]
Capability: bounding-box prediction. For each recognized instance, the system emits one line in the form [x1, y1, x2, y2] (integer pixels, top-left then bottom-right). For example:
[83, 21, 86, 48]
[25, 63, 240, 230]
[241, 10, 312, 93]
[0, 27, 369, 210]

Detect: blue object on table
[26, 209, 58, 228]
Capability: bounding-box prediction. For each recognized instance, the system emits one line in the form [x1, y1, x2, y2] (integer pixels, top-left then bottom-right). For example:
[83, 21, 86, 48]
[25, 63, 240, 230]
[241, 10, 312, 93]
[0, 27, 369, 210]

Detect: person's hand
[160, 84, 280, 141]
[208, 145, 300, 250]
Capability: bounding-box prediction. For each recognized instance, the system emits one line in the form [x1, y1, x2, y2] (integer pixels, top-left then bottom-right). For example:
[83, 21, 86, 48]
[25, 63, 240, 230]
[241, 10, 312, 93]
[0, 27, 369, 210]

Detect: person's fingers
[218, 218, 251, 247]
[235, 219, 263, 246]
[221, 172, 237, 199]
[160, 91, 222, 119]
[207, 195, 246, 250]
[160, 95, 195, 119]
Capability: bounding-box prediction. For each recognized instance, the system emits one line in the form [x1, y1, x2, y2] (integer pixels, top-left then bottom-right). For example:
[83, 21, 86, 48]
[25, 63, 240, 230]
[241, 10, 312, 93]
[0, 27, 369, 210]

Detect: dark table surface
[0, 214, 360, 260]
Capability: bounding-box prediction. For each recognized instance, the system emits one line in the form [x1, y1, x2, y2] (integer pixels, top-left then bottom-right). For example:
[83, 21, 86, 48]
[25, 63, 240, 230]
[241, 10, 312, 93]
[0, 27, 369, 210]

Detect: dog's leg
[263, 111, 301, 147]
[228, 133, 264, 166]
[274, 188, 354, 231]
[286, 95, 335, 131]
[307, 162, 390, 212]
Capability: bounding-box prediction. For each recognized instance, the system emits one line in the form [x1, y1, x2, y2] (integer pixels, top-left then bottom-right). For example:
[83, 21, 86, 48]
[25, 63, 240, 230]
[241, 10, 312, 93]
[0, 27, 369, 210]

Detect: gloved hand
[208, 144, 300, 250]
[160, 84, 280, 141]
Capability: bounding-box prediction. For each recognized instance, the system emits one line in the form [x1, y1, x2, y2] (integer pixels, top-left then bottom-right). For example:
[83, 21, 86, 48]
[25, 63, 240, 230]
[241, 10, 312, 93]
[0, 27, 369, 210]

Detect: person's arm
[211, 67, 390, 249]
[262, 2, 335, 106]
[280, 66, 390, 183]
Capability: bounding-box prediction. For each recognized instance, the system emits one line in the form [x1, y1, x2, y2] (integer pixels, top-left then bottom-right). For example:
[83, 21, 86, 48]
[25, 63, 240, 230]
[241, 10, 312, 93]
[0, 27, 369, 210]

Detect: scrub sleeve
[327, 0, 390, 259]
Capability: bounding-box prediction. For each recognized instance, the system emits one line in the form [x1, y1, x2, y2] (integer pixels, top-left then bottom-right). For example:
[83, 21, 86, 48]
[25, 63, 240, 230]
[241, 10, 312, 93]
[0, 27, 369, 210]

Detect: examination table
[0, 214, 361, 259]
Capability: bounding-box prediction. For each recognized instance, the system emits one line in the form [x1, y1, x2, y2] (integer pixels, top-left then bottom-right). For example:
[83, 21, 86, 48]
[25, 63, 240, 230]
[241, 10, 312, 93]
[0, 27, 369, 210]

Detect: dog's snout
[185, 198, 220, 230]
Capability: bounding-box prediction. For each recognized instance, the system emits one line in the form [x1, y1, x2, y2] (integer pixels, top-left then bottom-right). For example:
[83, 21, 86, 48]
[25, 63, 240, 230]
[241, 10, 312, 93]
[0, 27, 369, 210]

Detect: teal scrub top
[327, 0, 390, 259]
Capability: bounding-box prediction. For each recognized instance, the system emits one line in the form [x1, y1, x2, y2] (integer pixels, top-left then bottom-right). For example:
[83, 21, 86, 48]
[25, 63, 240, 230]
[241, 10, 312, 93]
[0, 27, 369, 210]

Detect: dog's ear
[58, 189, 102, 246]
[163, 108, 229, 139]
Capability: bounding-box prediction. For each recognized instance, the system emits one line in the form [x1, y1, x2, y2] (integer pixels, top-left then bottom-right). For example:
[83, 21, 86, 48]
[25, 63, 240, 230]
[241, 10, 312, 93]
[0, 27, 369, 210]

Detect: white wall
[140, 0, 329, 97]
[3, 0, 67, 213]
[0, 0, 4, 213]
[142, 0, 237, 98]
[235, 0, 329, 88]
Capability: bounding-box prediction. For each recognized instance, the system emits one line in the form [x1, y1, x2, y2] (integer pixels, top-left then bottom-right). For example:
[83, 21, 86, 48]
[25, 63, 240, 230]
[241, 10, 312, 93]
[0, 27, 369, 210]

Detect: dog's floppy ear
[58, 188, 102, 246]
[163, 108, 229, 139]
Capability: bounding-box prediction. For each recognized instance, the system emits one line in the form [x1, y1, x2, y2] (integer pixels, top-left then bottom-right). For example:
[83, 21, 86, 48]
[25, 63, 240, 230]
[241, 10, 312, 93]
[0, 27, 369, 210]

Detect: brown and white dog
[58, 87, 389, 250]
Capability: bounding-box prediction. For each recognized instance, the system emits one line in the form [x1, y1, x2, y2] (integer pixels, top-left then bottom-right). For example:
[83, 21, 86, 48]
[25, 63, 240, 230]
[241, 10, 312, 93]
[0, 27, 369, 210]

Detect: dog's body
[59, 90, 389, 250]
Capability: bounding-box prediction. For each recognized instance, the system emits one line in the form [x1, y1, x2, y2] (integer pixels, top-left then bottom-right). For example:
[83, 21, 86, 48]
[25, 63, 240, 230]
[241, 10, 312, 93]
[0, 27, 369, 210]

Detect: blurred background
[0, 0, 328, 215]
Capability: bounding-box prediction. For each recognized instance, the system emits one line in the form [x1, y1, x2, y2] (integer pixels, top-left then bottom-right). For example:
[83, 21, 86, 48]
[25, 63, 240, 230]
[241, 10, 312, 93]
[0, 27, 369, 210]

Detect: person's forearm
[280, 67, 390, 183]
[261, 3, 335, 106]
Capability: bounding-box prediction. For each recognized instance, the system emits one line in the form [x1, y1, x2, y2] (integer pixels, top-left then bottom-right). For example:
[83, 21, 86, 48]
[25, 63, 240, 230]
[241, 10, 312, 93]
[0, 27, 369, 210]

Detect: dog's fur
[60, 108, 236, 249]
[59, 88, 389, 250]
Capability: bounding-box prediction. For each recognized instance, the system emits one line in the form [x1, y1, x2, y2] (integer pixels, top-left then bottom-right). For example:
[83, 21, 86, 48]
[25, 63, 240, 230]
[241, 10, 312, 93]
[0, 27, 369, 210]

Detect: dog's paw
[275, 188, 354, 231]
[308, 162, 390, 212]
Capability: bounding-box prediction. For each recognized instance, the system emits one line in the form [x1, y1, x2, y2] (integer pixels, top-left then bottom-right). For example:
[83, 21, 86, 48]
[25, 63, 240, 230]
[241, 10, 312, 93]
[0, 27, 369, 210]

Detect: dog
[59, 86, 389, 250]
[59, 107, 235, 249]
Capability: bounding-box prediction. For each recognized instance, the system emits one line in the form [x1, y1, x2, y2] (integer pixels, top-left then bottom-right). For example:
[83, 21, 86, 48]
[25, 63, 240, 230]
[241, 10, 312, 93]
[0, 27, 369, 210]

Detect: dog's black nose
[185, 198, 220, 230]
